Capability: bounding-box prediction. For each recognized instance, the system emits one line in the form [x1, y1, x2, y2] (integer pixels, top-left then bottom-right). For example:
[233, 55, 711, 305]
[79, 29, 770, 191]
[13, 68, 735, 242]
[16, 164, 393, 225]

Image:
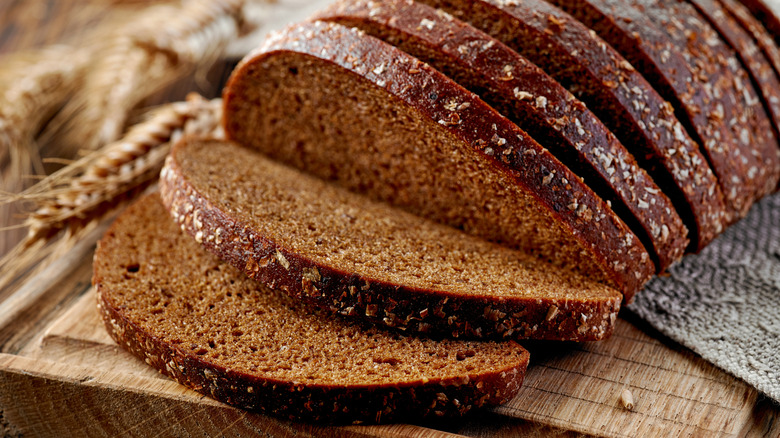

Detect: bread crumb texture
[222, 21, 654, 297]
[314, 0, 688, 272]
[94, 194, 529, 423]
[159, 138, 621, 341]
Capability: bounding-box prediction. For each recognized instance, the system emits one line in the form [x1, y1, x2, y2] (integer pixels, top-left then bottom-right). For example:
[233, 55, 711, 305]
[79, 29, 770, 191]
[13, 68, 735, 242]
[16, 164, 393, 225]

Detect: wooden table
[1, 1, 778, 436]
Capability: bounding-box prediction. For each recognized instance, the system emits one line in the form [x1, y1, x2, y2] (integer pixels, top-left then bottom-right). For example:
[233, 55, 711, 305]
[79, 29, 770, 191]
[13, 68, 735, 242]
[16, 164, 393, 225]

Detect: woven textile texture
[630, 192, 780, 402]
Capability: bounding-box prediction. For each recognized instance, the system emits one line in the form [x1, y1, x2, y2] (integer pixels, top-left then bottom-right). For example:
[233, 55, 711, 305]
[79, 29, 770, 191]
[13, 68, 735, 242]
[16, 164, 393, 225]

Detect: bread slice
[94, 193, 530, 423]
[722, 0, 780, 104]
[313, 0, 687, 273]
[416, 0, 727, 252]
[738, 0, 780, 43]
[687, 0, 780, 150]
[643, 0, 780, 204]
[222, 21, 653, 298]
[548, 0, 780, 219]
[159, 137, 623, 341]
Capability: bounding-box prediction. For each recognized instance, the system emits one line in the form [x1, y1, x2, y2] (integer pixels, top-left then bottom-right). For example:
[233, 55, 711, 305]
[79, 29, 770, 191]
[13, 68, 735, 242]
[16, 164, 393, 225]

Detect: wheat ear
[48, 0, 245, 155]
[0, 45, 90, 255]
[0, 46, 86, 171]
[0, 94, 222, 292]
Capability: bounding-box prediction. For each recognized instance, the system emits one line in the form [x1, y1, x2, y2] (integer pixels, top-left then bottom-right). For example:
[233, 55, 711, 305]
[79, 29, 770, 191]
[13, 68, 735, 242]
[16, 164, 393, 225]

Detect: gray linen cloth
[629, 192, 780, 403]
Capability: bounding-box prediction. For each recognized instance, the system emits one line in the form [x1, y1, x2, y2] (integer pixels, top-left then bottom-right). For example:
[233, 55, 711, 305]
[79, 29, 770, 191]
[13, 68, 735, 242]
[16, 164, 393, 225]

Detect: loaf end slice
[548, 0, 780, 219]
[159, 137, 623, 341]
[722, 0, 780, 88]
[687, 0, 780, 145]
[647, 0, 780, 209]
[94, 193, 529, 423]
[222, 21, 653, 299]
[739, 0, 780, 43]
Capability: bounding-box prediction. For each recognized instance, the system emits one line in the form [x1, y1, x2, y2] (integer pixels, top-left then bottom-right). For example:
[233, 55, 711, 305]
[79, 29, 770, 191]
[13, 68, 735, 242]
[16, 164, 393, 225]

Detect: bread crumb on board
[621, 388, 635, 411]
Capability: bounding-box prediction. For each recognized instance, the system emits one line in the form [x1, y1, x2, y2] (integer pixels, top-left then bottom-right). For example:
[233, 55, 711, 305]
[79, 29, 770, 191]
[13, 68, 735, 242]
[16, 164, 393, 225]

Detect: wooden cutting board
[0, 1, 778, 436]
[0, 221, 777, 437]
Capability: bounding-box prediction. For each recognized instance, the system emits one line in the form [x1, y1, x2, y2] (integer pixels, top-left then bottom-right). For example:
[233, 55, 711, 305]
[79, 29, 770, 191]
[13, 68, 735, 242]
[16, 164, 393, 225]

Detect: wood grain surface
[0, 1, 778, 436]
[1, 249, 778, 437]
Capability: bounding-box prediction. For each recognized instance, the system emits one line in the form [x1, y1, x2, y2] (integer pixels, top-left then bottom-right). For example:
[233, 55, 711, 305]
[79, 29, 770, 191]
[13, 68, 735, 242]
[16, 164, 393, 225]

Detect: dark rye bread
[646, 0, 780, 203]
[159, 137, 623, 341]
[549, 0, 780, 218]
[687, 0, 780, 143]
[160, 137, 623, 340]
[739, 0, 780, 43]
[416, 0, 726, 252]
[94, 194, 529, 423]
[222, 21, 653, 298]
[313, 0, 687, 272]
[722, 0, 780, 100]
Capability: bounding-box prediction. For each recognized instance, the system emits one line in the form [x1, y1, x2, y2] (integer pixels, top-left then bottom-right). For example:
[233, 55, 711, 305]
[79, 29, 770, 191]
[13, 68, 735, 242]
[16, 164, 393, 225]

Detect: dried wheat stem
[0, 45, 88, 178]
[51, 0, 245, 153]
[0, 94, 222, 292]
[0, 45, 90, 255]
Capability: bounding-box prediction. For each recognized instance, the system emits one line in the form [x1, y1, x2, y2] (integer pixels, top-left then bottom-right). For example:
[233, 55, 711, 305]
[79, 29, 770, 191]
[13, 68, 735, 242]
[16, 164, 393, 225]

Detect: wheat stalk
[0, 46, 76, 173]
[47, 0, 245, 155]
[0, 45, 89, 189]
[0, 93, 223, 292]
[0, 45, 90, 255]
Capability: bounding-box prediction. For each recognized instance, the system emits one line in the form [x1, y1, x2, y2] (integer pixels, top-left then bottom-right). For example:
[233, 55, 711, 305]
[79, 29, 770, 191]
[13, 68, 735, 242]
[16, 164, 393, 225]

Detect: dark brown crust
[722, 0, 780, 107]
[313, 0, 687, 272]
[222, 21, 653, 298]
[738, 0, 780, 43]
[645, 0, 780, 209]
[687, 0, 780, 164]
[94, 194, 529, 424]
[418, 0, 726, 252]
[159, 140, 623, 341]
[552, 0, 780, 218]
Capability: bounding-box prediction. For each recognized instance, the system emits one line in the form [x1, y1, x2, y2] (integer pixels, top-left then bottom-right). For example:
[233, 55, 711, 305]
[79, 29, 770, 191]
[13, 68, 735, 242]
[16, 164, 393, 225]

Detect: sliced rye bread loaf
[94, 193, 530, 423]
[415, 0, 727, 252]
[722, 0, 780, 101]
[548, 0, 780, 218]
[222, 21, 653, 298]
[739, 0, 780, 43]
[645, 0, 780, 204]
[687, 0, 780, 140]
[313, 0, 687, 273]
[159, 137, 623, 341]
